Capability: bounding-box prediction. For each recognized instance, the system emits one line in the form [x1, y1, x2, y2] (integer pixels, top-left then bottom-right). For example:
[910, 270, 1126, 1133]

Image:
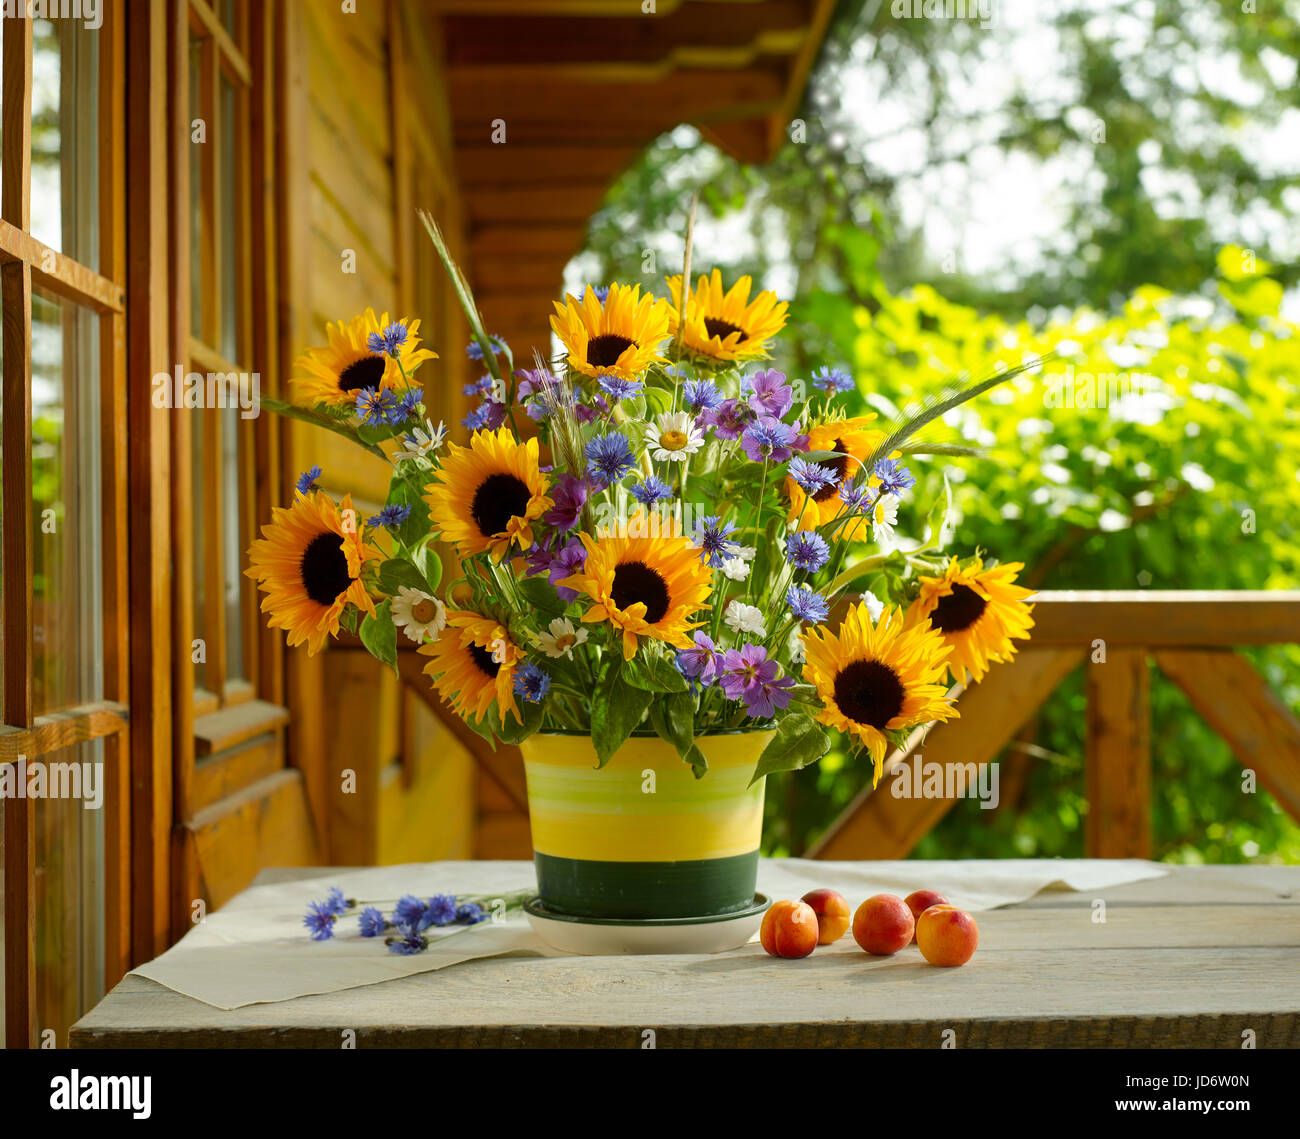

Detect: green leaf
[359, 599, 398, 673]
[258, 397, 388, 460]
[590, 658, 653, 767]
[749, 713, 830, 785]
[496, 697, 546, 745]
[517, 575, 567, 615]
[624, 652, 689, 693]
[378, 558, 431, 597]
[414, 546, 442, 592]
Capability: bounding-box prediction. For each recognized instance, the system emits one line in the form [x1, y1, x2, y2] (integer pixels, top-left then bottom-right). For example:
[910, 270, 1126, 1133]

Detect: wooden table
[71, 864, 1300, 1048]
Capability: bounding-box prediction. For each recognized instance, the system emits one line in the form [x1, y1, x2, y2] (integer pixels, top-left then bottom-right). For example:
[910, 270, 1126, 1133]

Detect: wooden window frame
[2, 6, 129, 1049]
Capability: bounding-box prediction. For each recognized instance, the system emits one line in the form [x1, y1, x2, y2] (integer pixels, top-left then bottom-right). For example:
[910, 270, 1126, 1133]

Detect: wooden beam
[1085, 648, 1152, 858]
[470, 224, 585, 260]
[1027, 591, 1300, 648]
[465, 182, 610, 225]
[458, 144, 638, 188]
[1155, 649, 1300, 825]
[810, 649, 1084, 860]
[0, 702, 129, 763]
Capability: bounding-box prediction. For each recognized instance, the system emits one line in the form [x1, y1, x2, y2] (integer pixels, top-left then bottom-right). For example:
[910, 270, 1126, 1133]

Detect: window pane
[223, 410, 244, 682]
[31, 16, 100, 270]
[190, 33, 204, 338]
[32, 292, 103, 716]
[191, 414, 208, 693]
[35, 739, 106, 1045]
[220, 73, 240, 362]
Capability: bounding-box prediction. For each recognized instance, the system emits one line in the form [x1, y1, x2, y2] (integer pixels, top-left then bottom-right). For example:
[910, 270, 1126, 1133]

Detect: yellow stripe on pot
[519, 731, 772, 864]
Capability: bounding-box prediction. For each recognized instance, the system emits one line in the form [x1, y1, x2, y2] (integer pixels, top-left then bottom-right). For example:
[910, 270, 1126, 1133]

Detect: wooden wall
[280, 0, 482, 869]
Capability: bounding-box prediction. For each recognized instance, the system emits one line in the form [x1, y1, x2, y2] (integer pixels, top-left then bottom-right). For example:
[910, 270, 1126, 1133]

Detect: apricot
[851, 894, 915, 956]
[801, 888, 852, 945]
[916, 905, 978, 967]
[760, 899, 819, 959]
[903, 889, 949, 943]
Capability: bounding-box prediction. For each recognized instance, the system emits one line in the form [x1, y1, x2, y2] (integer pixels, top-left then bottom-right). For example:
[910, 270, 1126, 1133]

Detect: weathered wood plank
[810, 649, 1083, 860]
[1027, 591, 1300, 647]
[1085, 648, 1152, 857]
[1155, 649, 1300, 825]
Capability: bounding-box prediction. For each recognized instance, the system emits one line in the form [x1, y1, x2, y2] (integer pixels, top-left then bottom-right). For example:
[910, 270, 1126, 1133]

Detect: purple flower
[303, 901, 337, 941]
[393, 895, 428, 927]
[785, 529, 831, 572]
[788, 456, 835, 495]
[699, 398, 754, 440]
[516, 368, 557, 399]
[544, 474, 588, 531]
[295, 465, 322, 495]
[463, 399, 506, 432]
[456, 903, 488, 925]
[586, 431, 636, 484]
[419, 894, 458, 931]
[323, 887, 351, 915]
[524, 543, 554, 577]
[676, 631, 722, 685]
[463, 374, 494, 397]
[358, 907, 388, 938]
[839, 477, 872, 513]
[630, 476, 674, 506]
[547, 538, 587, 602]
[574, 392, 611, 424]
[719, 644, 795, 720]
[367, 322, 409, 357]
[356, 387, 399, 426]
[466, 335, 507, 361]
[873, 458, 915, 496]
[589, 285, 611, 303]
[692, 515, 739, 567]
[513, 662, 552, 703]
[387, 931, 428, 955]
[366, 503, 412, 528]
[811, 365, 854, 395]
[394, 390, 421, 423]
[598, 374, 644, 402]
[682, 378, 722, 413]
[741, 416, 802, 463]
[787, 585, 830, 624]
[744, 369, 793, 418]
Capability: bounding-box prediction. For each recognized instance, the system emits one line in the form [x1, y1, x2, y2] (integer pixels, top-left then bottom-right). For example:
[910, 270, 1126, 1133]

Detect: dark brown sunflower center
[470, 473, 531, 538]
[587, 334, 636, 368]
[611, 560, 670, 624]
[300, 531, 353, 606]
[468, 643, 501, 679]
[929, 583, 987, 633]
[833, 659, 905, 731]
[704, 317, 748, 343]
[812, 439, 849, 502]
[337, 354, 386, 394]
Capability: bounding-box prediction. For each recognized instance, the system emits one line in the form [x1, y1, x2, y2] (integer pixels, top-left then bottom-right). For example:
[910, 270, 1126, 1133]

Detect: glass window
[31, 291, 103, 716]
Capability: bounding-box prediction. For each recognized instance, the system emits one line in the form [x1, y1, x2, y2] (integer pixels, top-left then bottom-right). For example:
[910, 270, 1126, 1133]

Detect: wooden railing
[809, 591, 1300, 860]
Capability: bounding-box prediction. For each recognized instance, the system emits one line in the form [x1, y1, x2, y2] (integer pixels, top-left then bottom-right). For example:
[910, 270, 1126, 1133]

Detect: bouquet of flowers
[247, 211, 1035, 787]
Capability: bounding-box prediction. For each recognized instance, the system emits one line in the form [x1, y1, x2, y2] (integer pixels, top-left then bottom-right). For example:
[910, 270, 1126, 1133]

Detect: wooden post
[1085, 648, 1152, 858]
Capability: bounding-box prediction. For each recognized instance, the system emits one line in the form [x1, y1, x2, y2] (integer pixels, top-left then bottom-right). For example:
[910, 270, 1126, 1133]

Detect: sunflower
[802, 602, 956, 784]
[420, 611, 522, 726]
[550, 284, 672, 382]
[244, 490, 380, 655]
[906, 557, 1035, 684]
[290, 307, 436, 409]
[558, 529, 712, 659]
[785, 415, 886, 536]
[425, 426, 552, 561]
[666, 269, 788, 363]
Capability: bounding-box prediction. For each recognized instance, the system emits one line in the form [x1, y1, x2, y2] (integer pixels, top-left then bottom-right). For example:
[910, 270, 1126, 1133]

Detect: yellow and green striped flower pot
[520, 730, 772, 920]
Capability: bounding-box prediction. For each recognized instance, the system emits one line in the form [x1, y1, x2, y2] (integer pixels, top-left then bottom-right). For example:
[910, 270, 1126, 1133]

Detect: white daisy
[860, 590, 885, 622]
[391, 586, 446, 643]
[643, 411, 705, 463]
[534, 617, 588, 660]
[733, 544, 758, 563]
[398, 418, 447, 462]
[872, 493, 899, 545]
[724, 600, 766, 637]
[719, 556, 751, 581]
[788, 626, 806, 665]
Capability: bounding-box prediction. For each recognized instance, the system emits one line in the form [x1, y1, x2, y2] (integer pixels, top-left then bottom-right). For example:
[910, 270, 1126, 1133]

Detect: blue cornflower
[741, 416, 802, 463]
[303, 901, 337, 942]
[465, 335, 507, 360]
[513, 662, 552, 704]
[839, 477, 872, 514]
[295, 465, 322, 495]
[367, 321, 409, 357]
[785, 529, 831, 572]
[630, 476, 674, 506]
[355, 387, 398, 426]
[787, 585, 830, 624]
[589, 285, 611, 303]
[693, 515, 739, 568]
[455, 903, 488, 925]
[811, 365, 854, 395]
[366, 503, 412, 528]
[393, 894, 428, 927]
[419, 894, 458, 930]
[358, 907, 388, 938]
[788, 456, 835, 495]
[387, 931, 428, 956]
[598, 374, 644, 402]
[394, 389, 421, 423]
[585, 431, 636, 484]
[463, 374, 494, 397]
[463, 400, 506, 432]
[873, 458, 915, 496]
[323, 887, 351, 915]
[682, 378, 722, 413]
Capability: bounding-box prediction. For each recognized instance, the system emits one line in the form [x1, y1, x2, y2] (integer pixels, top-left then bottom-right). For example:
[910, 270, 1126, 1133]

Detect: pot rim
[527, 726, 776, 739]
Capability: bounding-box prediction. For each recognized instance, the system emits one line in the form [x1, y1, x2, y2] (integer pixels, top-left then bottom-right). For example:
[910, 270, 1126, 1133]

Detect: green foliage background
[569, 0, 1300, 864]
